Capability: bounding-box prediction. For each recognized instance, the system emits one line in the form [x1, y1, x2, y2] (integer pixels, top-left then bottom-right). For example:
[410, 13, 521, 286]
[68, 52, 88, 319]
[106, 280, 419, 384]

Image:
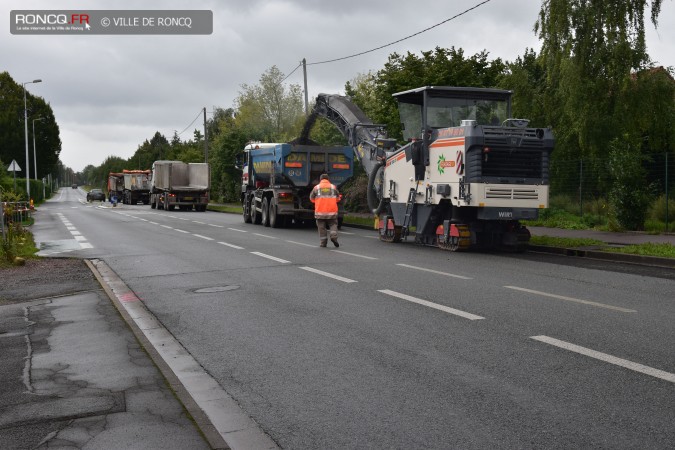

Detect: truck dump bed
[152, 161, 210, 191]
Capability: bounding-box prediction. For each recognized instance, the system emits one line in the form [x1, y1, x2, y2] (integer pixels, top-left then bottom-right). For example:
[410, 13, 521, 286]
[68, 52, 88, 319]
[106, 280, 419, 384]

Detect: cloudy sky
[4, 0, 673, 172]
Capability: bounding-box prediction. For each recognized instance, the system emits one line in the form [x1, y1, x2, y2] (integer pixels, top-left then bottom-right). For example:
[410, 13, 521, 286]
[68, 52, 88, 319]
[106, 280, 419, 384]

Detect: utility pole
[302, 58, 309, 116]
[203, 107, 208, 163]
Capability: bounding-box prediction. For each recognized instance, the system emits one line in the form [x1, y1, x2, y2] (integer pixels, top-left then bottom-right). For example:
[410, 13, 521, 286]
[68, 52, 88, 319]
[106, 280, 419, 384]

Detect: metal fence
[549, 153, 673, 227]
[1, 201, 32, 225]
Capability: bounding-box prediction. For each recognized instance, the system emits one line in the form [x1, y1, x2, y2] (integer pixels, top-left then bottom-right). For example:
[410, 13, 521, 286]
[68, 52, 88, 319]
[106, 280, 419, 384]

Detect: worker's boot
[320, 240, 327, 247]
[331, 238, 339, 248]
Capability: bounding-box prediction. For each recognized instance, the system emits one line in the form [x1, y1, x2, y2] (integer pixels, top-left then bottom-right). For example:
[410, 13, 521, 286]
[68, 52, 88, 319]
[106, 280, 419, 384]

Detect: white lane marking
[174, 229, 189, 234]
[218, 241, 244, 250]
[208, 224, 224, 228]
[179, 218, 190, 221]
[66, 226, 76, 231]
[251, 252, 290, 263]
[299, 266, 357, 283]
[167, 215, 177, 218]
[69, 230, 81, 236]
[531, 335, 675, 384]
[364, 235, 379, 239]
[149, 221, 159, 225]
[193, 234, 214, 241]
[397, 263, 472, 280]
[339, 231, 355, 235]
[253, 233, 277, 239]
[228, 228, 247, 233]
[331, 250, 377, 260]
[80, 243, 94, 249]
[74, 235, 87, 242]
[160, 225, 173, 229]
[377, 289, 484, 321]
[505, 286, 637, 313]
[286, 240, 315, 248]
[138, 218, 148, 222]
[192, 221, 205, 224]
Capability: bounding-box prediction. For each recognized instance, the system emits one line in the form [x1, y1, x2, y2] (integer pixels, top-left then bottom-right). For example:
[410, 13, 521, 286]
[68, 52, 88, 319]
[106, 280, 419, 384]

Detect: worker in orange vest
[309, 173, 342, 247]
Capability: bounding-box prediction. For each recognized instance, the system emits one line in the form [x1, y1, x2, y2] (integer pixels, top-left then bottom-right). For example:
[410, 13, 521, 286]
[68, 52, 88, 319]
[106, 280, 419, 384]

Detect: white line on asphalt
[228, 228, 247, 233]
[66, 226, 76, 231]
[193, 234, 214, 241]
[173, 229, 189, 234]
[505, 286, 637, 313]
[69, 230, 81, 236]
[218, 241, 244, 250]
[396, 263, 472, 280]
[377, 289, 484, 320]
[74, 235, 87, 242]
[149, 221, 159, 225]
[253, 233, 277, 239]
[339, 231, 355, 235]
[192, 221, 205, 224]
[299, 266, 357, 283]
[80, 243, 94, 249]
[530, 335, 675, 384]
[160, 225, 173, 229]
[251, 252, 290, 263]
[286, 240, 316, 248]
[167, 215, 177, 218]
[363, 235, 379, 239]
[208, 224, 224, 228]
[138, 218, 148, 222]
[331, 250, 377, 260]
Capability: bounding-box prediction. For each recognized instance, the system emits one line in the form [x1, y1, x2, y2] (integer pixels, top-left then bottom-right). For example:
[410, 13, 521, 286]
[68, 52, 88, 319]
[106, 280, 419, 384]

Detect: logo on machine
[437, 154, 455, 174]
[498, 211, 513, 218]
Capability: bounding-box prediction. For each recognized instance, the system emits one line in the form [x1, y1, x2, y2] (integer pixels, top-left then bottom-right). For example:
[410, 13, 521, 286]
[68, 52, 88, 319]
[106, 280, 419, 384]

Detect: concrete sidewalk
[0, 258, 279, 450]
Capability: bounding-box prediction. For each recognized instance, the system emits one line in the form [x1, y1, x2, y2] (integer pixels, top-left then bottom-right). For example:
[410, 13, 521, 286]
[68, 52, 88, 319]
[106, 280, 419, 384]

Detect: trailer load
[240, 143, 353, 228]
[311, 86, 555, 251]
[107, 172, 124, 202]
[121, 170, 151, 205]
[149, 161, 210, 211]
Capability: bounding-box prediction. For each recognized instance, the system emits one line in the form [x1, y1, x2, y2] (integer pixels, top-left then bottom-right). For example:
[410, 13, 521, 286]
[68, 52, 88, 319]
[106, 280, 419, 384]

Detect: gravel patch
[0, 258, 100, 305]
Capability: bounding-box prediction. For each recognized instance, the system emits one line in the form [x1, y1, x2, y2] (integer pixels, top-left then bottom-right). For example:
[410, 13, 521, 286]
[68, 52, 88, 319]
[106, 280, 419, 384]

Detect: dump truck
[310, 86, 554, 251]
[107, 172, 124, 202]
[239, 143, 354, 228]
[149, 161, 210, 211]
[121, 170, 151, 205]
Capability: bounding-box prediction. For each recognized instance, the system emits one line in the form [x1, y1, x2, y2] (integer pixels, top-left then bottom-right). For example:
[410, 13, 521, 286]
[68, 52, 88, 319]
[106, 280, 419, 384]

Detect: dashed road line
[299, 266, 357, 283]
[193, 234, 214, 241]
[505, 286, 637, 313]
[218, 241, 244, 250]
[396, 263, 472, 280]
[208, 224, 224, 228]
[192, 221, 205, 224]
[286, 240, 315, 248]
[149, 221, 159, 225]
[378, 289, 484, 320]
[228, 228, 247, 233]
[251, 252, 290, 263]
[174, 229, 189, 234]
[331, 250, 377, 260]
[531, 335, 675, 384]
[253, 233, 276, 239]
[160, 225, 173, 229]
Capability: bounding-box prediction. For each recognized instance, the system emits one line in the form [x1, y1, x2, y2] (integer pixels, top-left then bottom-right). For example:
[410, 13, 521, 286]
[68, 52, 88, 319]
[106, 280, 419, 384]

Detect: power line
[307, 0, 493, 66]
[176, 109, 204, 136]
[280, 63, 302, 83]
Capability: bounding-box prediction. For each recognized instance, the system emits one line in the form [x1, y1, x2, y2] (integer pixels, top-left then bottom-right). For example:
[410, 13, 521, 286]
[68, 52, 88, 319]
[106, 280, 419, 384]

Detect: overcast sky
[4, 0, 673, 172]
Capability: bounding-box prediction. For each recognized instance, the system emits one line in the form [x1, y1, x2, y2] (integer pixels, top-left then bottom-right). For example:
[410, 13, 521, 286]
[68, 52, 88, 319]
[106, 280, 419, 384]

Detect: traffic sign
[7, 159, 21, 172]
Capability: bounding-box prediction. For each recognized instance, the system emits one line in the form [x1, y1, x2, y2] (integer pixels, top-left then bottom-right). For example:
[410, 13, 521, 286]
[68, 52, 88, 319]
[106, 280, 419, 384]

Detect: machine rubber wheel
[269, 199, 281, 228]
[251, 199, 261, 224]
[243, 199, 252, 223]
[261, 198, 270, 227]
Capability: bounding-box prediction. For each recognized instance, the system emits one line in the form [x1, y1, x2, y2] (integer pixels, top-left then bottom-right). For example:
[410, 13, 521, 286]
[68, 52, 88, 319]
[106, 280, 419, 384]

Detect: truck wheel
[261, 198, 270, 227]
[251, 199, 261, 224]
[269, 200, 281, 228]
[243, 199, 252, 223]
[150, 198, 156, 209]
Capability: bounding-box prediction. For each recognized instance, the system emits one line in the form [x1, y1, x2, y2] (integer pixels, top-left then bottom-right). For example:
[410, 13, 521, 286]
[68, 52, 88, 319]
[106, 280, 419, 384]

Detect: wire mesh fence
[549, 153, 674, 230]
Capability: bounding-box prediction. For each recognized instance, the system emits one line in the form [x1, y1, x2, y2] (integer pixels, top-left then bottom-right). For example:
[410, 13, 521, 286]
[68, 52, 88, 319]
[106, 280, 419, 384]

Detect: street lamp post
[32, 117, 45, 181]
[23, 79, 42, 199]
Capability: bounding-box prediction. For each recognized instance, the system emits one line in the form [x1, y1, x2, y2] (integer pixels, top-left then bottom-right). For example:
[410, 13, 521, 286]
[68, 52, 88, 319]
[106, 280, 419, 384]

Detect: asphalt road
[33, 188, 675, 449]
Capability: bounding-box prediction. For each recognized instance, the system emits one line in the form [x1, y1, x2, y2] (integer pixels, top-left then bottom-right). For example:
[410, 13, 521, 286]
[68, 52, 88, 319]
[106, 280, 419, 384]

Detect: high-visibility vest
[310, 179, 341, 219]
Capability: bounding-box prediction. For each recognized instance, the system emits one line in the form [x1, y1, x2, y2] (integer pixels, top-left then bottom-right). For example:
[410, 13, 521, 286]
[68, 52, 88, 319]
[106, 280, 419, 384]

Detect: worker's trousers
[316, 218, 338, 244]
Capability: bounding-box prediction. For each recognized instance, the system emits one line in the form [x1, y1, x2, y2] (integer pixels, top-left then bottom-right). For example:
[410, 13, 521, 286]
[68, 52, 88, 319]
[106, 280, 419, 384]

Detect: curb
[85, 259, 280, 450]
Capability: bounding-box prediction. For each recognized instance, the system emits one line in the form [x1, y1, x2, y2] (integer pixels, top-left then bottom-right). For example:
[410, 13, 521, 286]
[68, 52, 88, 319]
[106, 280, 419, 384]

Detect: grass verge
[530, 235, 675, 259]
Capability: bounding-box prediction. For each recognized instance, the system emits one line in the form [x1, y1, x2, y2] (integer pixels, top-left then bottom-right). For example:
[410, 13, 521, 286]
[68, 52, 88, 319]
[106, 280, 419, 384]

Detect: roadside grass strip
[531, 336, 675, 384]
[377, 289, 484, 320]
[299, 267, 357, 283]
[505, 286, 637, 313]
[396, 263, 472, 280]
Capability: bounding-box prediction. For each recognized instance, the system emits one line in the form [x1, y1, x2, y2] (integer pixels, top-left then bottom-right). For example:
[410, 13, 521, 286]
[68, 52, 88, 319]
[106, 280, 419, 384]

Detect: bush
[648, 194, 675, 223]
[607, 136, 651, 230]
